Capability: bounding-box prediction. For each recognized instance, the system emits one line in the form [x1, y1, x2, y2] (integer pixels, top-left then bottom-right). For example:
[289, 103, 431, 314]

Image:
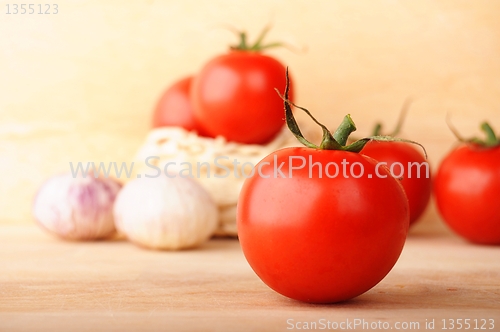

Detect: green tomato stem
[277, 68, 428, 157]
[481, 122, 498, 146]
[370, 98, 412, 137]
[447, 115, 500, 148]
[333, 115, 357, 146]
[233, 32, 248, 50]
[372, 123, 383, 136]
[231, 25, 286, 52]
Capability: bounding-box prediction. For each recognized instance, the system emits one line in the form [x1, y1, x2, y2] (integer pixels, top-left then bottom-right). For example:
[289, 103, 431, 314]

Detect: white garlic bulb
[113, 175, 218, 250]
[33, 173, 122, 240]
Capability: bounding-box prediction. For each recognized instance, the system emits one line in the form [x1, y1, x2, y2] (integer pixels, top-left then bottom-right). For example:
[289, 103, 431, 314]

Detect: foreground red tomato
[362, 141, 431, 225]
[238, 73, 410, 303]
[191, 31, 293, 144]
[152, 76, 209, 136]
[238, 148, 409, 303]
[434, 135, 500, 244]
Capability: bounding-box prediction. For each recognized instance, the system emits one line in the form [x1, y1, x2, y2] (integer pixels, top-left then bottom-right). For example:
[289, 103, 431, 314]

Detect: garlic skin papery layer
[113, 175, 218, 250]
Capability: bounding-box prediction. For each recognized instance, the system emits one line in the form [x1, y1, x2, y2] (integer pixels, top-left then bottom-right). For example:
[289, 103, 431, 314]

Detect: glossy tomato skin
[191, 51, 293, 144]
[237, 147, 409, 303]
[361, 141, 432, 226]
[152, 76, 210, 136]
[434, 145, 500, 245]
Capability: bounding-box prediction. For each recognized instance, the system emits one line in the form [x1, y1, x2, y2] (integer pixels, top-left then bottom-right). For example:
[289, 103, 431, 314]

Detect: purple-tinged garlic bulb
[33, 173, 122, 240]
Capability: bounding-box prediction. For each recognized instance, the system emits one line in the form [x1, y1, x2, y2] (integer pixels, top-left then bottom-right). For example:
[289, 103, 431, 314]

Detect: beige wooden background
[1, 0, 499, 229]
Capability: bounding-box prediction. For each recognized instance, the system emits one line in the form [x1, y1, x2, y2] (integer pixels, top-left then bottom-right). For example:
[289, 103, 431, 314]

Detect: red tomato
[361, 141, 432, 225]
[434, 144, 500, 244]
[152, 76, 210, 136]
[237, 147, 409, 303]
[191, 51, 293, 144]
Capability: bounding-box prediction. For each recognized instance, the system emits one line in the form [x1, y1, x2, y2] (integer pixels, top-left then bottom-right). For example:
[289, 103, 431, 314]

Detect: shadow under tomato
[270, 282, 499, 310]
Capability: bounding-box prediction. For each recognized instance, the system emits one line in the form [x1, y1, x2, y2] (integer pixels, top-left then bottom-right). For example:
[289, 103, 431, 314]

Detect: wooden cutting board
[1, 225, 499, 332]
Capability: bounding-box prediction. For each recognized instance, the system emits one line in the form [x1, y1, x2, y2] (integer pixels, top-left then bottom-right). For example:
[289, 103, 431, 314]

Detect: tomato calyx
[230, 25, 285, 52]
[372, 98, 413, 137]
[277, 68, 427, 157]
[448, 117, 500, 148]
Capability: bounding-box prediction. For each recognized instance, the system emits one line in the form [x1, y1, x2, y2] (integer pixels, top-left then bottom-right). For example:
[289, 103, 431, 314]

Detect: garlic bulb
[113, 175, 218, 250]
[33, 173, 122, 240]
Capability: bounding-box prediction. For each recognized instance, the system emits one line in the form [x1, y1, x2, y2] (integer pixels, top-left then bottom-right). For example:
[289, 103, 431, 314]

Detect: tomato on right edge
[434, 142, 500, 245]
[362, 141, 432, 226]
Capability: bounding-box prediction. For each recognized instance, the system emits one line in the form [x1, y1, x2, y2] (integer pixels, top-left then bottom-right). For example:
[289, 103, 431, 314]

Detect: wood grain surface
[2, 2, 500, 330]
[1, 225, 499, 332]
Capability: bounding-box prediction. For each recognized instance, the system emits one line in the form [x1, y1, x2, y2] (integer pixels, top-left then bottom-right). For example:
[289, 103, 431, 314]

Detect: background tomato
[434, 144, 500, 244]
[237, 147, 409, 303]
[362, 141, 432, 225]
[191, 50, 293, 144]
[152, 76, 210, 136]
